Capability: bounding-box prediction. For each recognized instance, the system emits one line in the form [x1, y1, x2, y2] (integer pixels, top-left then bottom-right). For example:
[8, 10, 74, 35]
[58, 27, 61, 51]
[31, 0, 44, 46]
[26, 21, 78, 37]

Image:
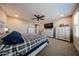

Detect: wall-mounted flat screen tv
[44, 23, 53, 29]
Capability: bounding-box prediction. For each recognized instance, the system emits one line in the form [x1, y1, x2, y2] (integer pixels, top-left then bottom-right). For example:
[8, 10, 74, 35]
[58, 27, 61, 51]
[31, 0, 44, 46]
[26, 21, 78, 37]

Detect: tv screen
[44, 23, 53, 29]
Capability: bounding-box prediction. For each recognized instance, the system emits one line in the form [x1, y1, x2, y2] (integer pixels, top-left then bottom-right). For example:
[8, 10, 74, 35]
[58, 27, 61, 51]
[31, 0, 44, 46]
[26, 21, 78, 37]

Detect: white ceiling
[0, 3, 78, 23]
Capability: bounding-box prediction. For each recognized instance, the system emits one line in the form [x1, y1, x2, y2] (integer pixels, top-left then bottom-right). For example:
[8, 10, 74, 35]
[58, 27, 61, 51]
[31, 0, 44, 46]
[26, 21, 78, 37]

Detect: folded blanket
[2, 31, 24, 45]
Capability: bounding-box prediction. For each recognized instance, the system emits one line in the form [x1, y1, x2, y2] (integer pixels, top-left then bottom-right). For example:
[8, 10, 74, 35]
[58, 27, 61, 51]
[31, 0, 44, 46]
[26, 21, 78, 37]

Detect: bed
[0, 31, 48, 56]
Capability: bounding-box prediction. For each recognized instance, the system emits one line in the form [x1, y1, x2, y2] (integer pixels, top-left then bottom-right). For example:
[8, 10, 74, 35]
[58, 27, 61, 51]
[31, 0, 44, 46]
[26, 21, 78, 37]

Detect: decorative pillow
[2, 31, 24, 45]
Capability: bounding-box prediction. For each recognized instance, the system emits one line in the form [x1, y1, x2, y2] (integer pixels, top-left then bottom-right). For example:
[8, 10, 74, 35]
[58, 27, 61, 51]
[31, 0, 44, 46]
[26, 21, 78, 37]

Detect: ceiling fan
[32, 14, 45, 34]
[32, 14, 45, 21]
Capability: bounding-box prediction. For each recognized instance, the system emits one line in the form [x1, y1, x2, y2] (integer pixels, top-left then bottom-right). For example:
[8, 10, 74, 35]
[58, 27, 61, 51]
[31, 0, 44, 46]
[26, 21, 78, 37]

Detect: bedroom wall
[7, 17, 35, 34]
[7, 17, 48, 35]
[43, 27, 54, 37]
[53, 16, 72, 41]
[72, 6, 79, 51]
[54, 17, 72, 27]
[0, 8, 7, 34]
[37, 24, 44, 34]
[40, 20, 54, 37]
[43, 17, 72, 38]
[42, 17, 72, 38]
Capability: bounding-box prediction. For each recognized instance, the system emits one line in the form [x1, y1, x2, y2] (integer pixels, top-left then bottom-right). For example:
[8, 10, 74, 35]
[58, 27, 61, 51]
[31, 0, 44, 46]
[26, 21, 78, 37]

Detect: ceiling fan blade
[33, 14, 45, 21]
[41, 19, 44, 20]
[41, 15, 45, 18]
[34, 14, 37, 17]
[32, 18, 37, 20]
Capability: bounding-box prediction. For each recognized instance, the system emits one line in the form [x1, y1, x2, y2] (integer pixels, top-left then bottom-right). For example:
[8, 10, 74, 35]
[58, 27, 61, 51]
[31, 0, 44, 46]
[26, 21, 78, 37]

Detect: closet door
[56, 27, 64, 39]
[56, 27, 59, 39]
[64, 27, 70, 41]
[55, 26, 70, 41]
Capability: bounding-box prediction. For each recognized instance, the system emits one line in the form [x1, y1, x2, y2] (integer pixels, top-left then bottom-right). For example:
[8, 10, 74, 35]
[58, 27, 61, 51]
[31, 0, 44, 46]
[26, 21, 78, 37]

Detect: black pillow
[2, 31, 24, 45]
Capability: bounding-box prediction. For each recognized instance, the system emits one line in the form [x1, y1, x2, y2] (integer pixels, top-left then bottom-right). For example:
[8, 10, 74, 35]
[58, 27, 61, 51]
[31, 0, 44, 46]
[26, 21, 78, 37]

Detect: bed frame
[27, 42, 48, 56]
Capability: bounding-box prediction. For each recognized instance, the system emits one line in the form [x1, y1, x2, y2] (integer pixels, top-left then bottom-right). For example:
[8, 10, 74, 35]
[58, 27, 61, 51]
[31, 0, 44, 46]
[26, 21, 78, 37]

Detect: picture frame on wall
[59, 24, 69, 27]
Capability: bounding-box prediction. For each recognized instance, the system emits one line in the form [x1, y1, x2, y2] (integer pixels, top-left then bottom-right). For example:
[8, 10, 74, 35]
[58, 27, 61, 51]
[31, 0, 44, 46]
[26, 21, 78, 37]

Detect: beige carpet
[37, 38, 79, 56]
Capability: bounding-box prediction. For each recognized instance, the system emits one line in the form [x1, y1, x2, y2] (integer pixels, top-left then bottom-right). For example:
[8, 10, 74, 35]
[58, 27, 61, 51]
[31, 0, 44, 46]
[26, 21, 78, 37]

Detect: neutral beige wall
[7, 17, 47, 35]
[0, 8, 7, 33]
[7, 17, 35, 34]
[0, 9, 7, 26]
[72, 6, 79, 51]
[37, 24, 44, 34]
[53, 16, 72, 42]
[73, 5, 79, 17]
[43, 17, 72, 37]
[54, 17, 72, 27]
[43, 17, 72, 38]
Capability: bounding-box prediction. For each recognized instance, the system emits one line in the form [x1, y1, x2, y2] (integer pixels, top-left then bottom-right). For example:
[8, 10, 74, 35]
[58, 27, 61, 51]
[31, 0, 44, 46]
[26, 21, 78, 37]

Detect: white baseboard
[74, 43, 79, 52]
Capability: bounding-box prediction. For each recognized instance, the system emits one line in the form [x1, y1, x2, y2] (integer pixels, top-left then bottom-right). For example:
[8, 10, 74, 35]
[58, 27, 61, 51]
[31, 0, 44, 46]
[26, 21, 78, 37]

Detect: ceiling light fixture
[15, 14, 19, 17]
[60, 14, 64, 17]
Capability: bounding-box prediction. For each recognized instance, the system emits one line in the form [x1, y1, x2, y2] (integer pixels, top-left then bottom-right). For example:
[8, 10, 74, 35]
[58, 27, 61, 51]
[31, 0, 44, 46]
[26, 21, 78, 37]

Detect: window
[74, 11, 79, 38]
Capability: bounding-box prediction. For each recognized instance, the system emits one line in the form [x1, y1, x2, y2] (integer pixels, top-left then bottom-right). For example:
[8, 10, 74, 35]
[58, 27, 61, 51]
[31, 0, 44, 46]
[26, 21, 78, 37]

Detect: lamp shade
[4, 28, 8, 32]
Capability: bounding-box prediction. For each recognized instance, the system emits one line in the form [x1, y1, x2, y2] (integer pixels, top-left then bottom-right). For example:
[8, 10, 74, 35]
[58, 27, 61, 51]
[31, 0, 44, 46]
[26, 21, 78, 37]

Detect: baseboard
[54, 38, 70, 42]
[47, 36, 54, 38]
[74, 43, 79, 52]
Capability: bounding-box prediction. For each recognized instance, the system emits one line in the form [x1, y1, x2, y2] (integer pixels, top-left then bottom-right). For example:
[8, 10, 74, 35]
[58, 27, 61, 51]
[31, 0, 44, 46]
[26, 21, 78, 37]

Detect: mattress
[0, 34, 48, 56]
